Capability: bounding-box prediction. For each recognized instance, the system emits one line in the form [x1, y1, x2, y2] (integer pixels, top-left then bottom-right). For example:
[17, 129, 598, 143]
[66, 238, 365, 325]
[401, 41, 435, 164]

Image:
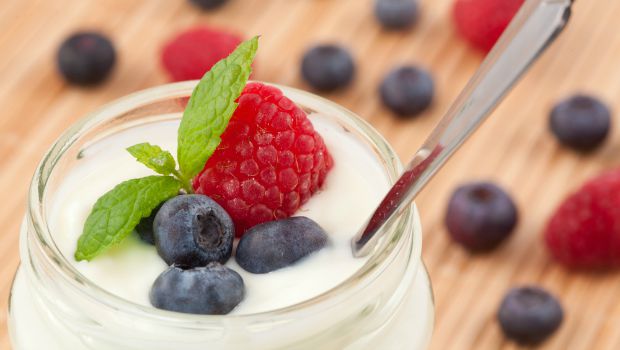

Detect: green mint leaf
[75, 176, 182, 261]
[177, 36, 258, 180]
[127, 143, 176, 176]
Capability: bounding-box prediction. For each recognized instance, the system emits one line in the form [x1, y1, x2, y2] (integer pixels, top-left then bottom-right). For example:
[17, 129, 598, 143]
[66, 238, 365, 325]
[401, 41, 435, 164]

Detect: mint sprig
[127, 143, 176, 176]
[75, 176, 182, 261]
[74, 37, 258, 261]
[177, 36, 258, 180]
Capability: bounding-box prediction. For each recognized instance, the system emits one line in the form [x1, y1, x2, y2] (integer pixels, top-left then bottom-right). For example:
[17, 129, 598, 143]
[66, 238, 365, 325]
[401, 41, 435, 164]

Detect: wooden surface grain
[1, 0, 619, 349]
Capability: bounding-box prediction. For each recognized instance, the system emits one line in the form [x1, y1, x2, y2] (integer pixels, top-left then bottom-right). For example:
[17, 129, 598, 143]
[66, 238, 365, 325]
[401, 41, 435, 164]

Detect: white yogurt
[48, 114, 389, 314]
[10, 112, 434, 350]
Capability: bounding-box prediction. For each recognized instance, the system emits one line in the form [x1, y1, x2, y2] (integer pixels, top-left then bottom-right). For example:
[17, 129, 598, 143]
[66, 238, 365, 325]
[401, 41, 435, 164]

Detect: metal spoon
[352, 0, 574, 257]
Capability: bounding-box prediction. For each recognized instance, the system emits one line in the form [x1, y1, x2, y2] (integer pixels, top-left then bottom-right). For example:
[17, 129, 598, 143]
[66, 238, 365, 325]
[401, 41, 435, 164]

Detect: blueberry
[135, 203, 164, 245]
[301, 44, 355, 91]
[235, 217, 328, 273]
[154, 194, 234, 267]
[188, 0, 228, 10]
[56, 32, 116, 85]
[445, 182, 517, 251]
[550, 94, 611, 152]
[374, 0, 419, 30]
[380, 66, 433, 117]
[498, 286, 563, 345]
[150, 263, 244, 315]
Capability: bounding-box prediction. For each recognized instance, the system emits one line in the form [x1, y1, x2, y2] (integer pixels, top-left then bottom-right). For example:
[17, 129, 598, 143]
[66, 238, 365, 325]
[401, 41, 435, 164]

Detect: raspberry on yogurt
[193, 82, 334, 236]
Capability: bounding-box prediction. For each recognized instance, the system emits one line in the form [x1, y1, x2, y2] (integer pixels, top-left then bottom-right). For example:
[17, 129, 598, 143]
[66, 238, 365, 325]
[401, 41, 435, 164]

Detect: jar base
[8, 263, 434, 350]
[9, 268, 85, 349]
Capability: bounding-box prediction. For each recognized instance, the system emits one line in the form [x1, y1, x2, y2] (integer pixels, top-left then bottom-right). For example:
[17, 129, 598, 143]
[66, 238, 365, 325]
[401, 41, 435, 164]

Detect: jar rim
[26, 81, 421, 324]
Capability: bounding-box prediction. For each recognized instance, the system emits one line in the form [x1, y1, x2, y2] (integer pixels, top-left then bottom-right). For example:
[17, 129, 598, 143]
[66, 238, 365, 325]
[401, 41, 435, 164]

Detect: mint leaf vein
[177, 36, 258, 180]
[75, 176, 182, 261]
[127, 143, 176, 176]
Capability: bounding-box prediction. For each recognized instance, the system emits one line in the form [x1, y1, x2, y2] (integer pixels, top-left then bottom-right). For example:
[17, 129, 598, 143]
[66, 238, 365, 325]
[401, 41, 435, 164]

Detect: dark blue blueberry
[150, 263, 244, 315]
[550, 94, 611, 152]
[374, 0, 419, 30]
[57, 32, 116, 85]
[380, 66, 433, 117]
[235, 217, 328, 274]
[301, 44, 355, 91]
[445, 182, 517, 251]
[135, 203, 164, 245]
[498, 286, 563, 345]
[154, 194, 234, 267]
[189, 0, 228, 10]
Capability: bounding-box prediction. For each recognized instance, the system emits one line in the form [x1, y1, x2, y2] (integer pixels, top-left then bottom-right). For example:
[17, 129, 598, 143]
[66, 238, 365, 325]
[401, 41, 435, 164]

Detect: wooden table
[1, 0, 619, 349]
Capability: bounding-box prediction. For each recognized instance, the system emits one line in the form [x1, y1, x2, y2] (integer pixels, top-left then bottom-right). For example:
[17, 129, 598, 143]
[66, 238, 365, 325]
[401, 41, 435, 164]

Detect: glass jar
[7, 82, 434, 350]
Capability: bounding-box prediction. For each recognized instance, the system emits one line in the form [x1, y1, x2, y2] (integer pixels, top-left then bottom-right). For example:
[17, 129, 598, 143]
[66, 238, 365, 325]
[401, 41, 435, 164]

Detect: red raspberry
[161, 26, 242, 82]
[545, 169, 620, 268]
[453, 0, 524, 52]
[193, 82, 333, 236]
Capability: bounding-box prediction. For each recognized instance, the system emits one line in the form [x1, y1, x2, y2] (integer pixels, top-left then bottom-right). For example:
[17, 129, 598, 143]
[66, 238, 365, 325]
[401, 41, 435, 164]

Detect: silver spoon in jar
[352, 0, 575, 257]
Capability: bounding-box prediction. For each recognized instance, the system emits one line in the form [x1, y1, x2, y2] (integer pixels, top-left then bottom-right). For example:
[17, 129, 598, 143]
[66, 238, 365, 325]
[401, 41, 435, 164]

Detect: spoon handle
[352, 0, 574, 257]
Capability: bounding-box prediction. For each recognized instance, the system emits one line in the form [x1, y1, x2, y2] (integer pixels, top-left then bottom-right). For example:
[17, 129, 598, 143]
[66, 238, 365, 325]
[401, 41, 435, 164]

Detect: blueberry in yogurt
[154, 194, 234, 267]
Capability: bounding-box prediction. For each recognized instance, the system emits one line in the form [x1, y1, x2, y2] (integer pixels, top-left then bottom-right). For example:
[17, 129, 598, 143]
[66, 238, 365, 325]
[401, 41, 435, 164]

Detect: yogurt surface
[49, 113, 390, 314]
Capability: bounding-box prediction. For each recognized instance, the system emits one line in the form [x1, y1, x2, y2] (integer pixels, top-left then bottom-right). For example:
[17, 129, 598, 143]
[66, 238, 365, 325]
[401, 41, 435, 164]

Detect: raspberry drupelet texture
[193, 82, 333, 236]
